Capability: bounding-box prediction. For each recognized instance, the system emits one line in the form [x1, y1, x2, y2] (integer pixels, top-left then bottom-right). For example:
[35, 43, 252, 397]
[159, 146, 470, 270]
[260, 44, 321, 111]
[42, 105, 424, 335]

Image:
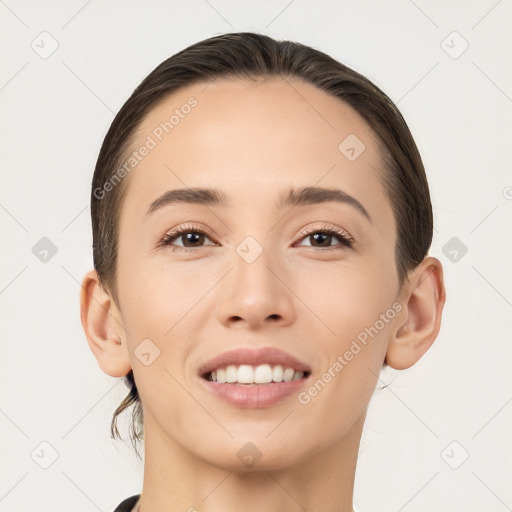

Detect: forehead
[121, 77, 392, 227]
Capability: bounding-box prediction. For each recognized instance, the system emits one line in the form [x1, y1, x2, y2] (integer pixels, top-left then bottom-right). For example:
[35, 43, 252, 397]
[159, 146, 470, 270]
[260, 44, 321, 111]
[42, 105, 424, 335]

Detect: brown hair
[90, 32, 433, 457]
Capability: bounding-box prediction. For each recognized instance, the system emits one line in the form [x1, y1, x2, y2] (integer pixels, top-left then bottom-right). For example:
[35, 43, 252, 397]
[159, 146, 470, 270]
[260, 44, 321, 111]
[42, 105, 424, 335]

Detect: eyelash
[158, 223, 354, 253]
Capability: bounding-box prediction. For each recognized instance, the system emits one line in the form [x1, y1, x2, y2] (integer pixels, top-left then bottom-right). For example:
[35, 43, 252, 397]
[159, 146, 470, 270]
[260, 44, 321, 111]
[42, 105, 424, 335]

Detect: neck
[136, 412, 365, 512]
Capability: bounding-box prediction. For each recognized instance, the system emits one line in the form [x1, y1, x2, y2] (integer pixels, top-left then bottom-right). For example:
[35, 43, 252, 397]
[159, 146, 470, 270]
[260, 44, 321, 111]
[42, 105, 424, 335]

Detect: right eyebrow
[144, 188, 227, 219]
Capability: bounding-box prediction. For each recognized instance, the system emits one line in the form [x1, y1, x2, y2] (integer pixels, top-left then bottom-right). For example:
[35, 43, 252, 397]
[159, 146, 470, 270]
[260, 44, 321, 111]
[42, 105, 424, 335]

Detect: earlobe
[80, 269, 132, 377]
[385, 257, 446, 370]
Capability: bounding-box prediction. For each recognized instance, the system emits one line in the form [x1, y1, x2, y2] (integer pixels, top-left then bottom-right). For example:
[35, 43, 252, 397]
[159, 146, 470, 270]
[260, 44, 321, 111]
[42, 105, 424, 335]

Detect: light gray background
[1, 1, 511, 511]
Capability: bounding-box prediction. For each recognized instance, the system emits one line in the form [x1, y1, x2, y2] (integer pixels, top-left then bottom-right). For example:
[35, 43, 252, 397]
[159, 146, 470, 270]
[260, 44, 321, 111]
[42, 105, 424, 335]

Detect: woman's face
[113, 78, 403, 470]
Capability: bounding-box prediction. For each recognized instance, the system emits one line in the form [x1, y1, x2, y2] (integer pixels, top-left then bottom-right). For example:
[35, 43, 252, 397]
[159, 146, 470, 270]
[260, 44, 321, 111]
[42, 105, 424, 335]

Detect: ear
[385, 257, 446, 370]
[80, 269, 132, 377]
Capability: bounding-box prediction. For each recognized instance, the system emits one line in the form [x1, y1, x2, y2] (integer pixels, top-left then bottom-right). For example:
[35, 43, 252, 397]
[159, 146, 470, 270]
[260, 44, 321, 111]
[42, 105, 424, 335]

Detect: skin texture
[81, 78, 445, 512]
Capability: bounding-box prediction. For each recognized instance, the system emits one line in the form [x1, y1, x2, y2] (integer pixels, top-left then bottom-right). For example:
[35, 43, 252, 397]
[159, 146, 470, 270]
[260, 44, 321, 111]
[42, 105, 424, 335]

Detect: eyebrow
[144, 186, 371, 222]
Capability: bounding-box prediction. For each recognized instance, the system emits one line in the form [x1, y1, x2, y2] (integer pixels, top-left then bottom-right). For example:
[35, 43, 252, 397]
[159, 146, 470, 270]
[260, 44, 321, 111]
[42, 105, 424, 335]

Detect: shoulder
[112, 494, 140, 512]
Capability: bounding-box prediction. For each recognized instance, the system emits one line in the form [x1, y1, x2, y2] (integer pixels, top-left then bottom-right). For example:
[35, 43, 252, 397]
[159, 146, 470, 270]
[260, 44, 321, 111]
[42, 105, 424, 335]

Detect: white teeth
[216, 368, 226, 383]
[282, 367, 295, 382]
[208, 364, 306, 384]
[237, 364, 254, 384]
[254, 364, 273, 383]
[225, 365, 237, 383]
[272, 364, 283, 382]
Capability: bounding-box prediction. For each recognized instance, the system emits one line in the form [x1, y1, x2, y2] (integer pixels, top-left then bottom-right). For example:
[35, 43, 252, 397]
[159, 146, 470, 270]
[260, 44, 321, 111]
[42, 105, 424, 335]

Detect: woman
[80, 32, 445, 512]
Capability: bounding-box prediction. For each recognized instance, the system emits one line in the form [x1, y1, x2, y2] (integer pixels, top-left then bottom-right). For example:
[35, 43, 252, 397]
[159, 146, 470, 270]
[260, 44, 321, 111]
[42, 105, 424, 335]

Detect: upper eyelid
[163, 223, 217, 241]
[294, 224, 353, 243]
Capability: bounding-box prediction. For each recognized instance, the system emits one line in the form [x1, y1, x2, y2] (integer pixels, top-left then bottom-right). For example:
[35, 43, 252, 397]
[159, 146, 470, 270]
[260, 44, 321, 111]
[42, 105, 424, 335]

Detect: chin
[193, 436, 311, 473]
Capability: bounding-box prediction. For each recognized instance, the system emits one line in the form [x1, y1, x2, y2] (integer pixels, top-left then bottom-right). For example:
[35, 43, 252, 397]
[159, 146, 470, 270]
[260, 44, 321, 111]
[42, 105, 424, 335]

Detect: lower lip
[200, 377, 309, 408]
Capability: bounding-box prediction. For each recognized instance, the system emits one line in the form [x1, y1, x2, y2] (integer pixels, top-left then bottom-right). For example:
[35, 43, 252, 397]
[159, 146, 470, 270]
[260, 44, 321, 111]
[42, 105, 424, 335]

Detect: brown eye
[163, 231, 207, 248]
[159, 225, 217, 252]
[296, 226, 353, 249]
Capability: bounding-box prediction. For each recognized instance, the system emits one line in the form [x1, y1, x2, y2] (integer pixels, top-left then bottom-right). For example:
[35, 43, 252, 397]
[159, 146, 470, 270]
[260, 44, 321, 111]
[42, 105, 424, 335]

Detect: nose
[216, 245, 295, 330]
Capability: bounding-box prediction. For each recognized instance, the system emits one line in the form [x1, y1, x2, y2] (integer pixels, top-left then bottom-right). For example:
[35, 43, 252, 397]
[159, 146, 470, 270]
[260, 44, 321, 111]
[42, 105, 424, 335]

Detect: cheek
[119, 265, 205, 433]
[297, 254, 398, 337]
[117, 246, 206, 337]
[295, 316, 394, 451]
[332, 269, 397, 376]
[293, 262, 397, 427]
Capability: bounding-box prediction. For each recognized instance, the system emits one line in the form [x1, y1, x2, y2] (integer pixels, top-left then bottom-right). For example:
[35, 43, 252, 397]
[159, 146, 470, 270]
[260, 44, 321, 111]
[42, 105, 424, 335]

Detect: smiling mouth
[202, 363, 310, 385]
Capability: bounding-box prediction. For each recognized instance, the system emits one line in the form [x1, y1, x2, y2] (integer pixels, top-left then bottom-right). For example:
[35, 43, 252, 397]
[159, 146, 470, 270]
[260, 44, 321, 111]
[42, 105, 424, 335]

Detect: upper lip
[198, 347, 312, 377]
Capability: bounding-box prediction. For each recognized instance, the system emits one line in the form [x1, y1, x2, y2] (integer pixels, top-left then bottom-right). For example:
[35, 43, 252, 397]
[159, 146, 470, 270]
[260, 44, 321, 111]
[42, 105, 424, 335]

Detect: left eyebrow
[144, 185, 371, 223]
[277, 186, 371, 222]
